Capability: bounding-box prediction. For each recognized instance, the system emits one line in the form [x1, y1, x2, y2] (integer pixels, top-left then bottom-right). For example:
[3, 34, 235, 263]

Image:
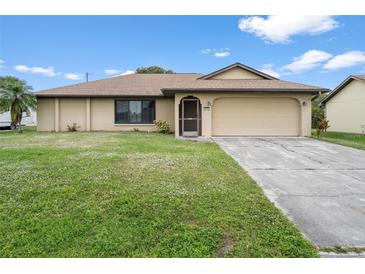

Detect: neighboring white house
[0, 110, 37, 128]
[321, 75, 365, 134]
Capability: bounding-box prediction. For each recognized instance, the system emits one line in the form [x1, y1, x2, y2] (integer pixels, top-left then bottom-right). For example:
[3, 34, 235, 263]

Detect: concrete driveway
[214, 137, 365, 248]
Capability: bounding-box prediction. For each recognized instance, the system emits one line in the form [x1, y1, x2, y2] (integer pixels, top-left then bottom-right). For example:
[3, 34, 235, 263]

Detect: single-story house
[321, 75, 365, 134]
[35, 63, 328, 137]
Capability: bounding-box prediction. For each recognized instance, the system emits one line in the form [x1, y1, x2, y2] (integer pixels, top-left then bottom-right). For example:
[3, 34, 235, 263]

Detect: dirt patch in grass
[216, 234, 235, 258]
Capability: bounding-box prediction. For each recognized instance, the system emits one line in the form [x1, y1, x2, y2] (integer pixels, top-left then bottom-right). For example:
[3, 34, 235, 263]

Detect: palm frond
[0, 76, 35, 125]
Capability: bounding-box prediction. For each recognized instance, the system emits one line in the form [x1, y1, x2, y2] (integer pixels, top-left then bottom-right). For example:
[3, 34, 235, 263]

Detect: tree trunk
[16, 113, 23, 133]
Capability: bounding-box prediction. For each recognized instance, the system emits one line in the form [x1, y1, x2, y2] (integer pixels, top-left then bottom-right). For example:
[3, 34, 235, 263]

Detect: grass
[0, 127, 318, 258]
[312, 130, 365, 150]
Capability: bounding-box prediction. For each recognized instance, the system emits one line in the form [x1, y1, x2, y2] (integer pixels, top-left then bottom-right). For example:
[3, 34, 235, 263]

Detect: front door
[182, 98, 199, 137]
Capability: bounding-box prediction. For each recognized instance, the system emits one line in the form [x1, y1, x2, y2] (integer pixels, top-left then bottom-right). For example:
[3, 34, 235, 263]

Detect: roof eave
[161, 88, 325, 96]
[36, 94, 164, 98]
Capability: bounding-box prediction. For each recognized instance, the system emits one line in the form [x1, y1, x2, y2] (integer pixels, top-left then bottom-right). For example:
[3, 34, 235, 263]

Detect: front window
[115, 100, 155, 124]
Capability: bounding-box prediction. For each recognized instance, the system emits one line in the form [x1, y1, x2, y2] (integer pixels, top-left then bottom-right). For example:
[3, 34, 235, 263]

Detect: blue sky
[0, 16, 365, 91]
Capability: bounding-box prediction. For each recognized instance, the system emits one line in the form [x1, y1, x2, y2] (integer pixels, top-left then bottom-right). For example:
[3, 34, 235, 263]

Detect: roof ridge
[128, 72, 202, 74]
[195, 78, 280, 81]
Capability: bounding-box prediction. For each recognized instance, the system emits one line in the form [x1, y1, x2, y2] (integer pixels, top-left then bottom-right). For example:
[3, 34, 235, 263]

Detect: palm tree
[0, 76, 36, 132]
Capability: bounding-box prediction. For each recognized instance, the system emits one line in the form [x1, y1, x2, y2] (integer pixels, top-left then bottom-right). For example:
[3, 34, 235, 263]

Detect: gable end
[321, 75, 365, 105]
[199, 62, 277, 80]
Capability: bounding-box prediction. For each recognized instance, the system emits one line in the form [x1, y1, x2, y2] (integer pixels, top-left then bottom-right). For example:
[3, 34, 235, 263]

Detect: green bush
[312, 105, 325, 129]
[312, 94, 326, 128]
[154, 120, 170, 134]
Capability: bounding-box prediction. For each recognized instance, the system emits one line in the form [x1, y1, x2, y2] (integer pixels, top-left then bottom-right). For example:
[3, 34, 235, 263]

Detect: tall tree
[136, 66, 174, 74]
[0, 76, 36, 132]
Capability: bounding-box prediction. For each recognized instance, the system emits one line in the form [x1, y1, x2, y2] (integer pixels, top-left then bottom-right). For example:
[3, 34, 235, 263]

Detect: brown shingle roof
[161, 79, 327, 95]
[36, 72, 329, 98]
[36, 73, 202, 97]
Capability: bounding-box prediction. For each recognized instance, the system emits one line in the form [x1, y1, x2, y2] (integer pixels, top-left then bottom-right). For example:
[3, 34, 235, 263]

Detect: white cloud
[238, 16, 339, 43]
[0, 59, 4, 64]
[201, 48, 231, 58]
[214, 51, 231, 58]
[120, 70, 135, 76]
[281, 50, 333, 74]
[104, 69, 122, 75]
[323, 51, 365, 71]
[260, 64, 280, 78]
[14, 64, 59, 77]
[201, 49, 212, 54]
[64, 73, 82, 80]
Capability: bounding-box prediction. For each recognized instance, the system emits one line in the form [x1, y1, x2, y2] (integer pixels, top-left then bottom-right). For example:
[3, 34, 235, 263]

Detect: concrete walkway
[214, 137, 365, 248]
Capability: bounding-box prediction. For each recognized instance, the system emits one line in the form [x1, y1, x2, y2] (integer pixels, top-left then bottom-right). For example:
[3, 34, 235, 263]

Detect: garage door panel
[212, 98, 300, 136]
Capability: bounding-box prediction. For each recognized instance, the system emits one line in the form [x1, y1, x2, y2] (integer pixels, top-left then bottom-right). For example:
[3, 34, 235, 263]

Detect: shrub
[316, 117, 330, 138]
[132, 128, 140, 132]
[312, 104, 325, 129]
[154, 120, 170, 134]
[311, 94, 326, 129]
[67, 123, 80, 132]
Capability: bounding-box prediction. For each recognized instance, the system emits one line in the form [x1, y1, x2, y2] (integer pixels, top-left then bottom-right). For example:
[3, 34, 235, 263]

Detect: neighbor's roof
[321, 75, 365, 104]
[35, 63, 329, 97]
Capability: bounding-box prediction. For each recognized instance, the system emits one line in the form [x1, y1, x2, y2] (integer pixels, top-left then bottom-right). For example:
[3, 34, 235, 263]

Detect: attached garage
[212, 97, 300, 136]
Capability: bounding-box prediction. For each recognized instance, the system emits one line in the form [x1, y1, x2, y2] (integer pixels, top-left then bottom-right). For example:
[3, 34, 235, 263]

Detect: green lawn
[0, 128, 318, 257]
[312, 130, 365, 150]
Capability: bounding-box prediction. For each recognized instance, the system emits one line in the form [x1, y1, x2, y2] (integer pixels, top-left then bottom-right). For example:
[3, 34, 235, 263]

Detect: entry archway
[179, 96, 202, 136]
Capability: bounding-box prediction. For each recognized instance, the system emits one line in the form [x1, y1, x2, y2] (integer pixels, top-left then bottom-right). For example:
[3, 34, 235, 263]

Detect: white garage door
[212, 97, 300, 136]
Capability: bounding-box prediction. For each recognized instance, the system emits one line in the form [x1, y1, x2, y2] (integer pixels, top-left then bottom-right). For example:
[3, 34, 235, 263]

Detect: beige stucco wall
[210, 67, 265, 80]
[175, 93, 312, 137]
[38, 94, 312, 136]
[37, 97, 175, 132]
[156, 98, 175, 129]
[37, 98, 55, 131]
[90, 98, 174, 131]
[325, 80, 365, 134]
[59, 98, 87, 131]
